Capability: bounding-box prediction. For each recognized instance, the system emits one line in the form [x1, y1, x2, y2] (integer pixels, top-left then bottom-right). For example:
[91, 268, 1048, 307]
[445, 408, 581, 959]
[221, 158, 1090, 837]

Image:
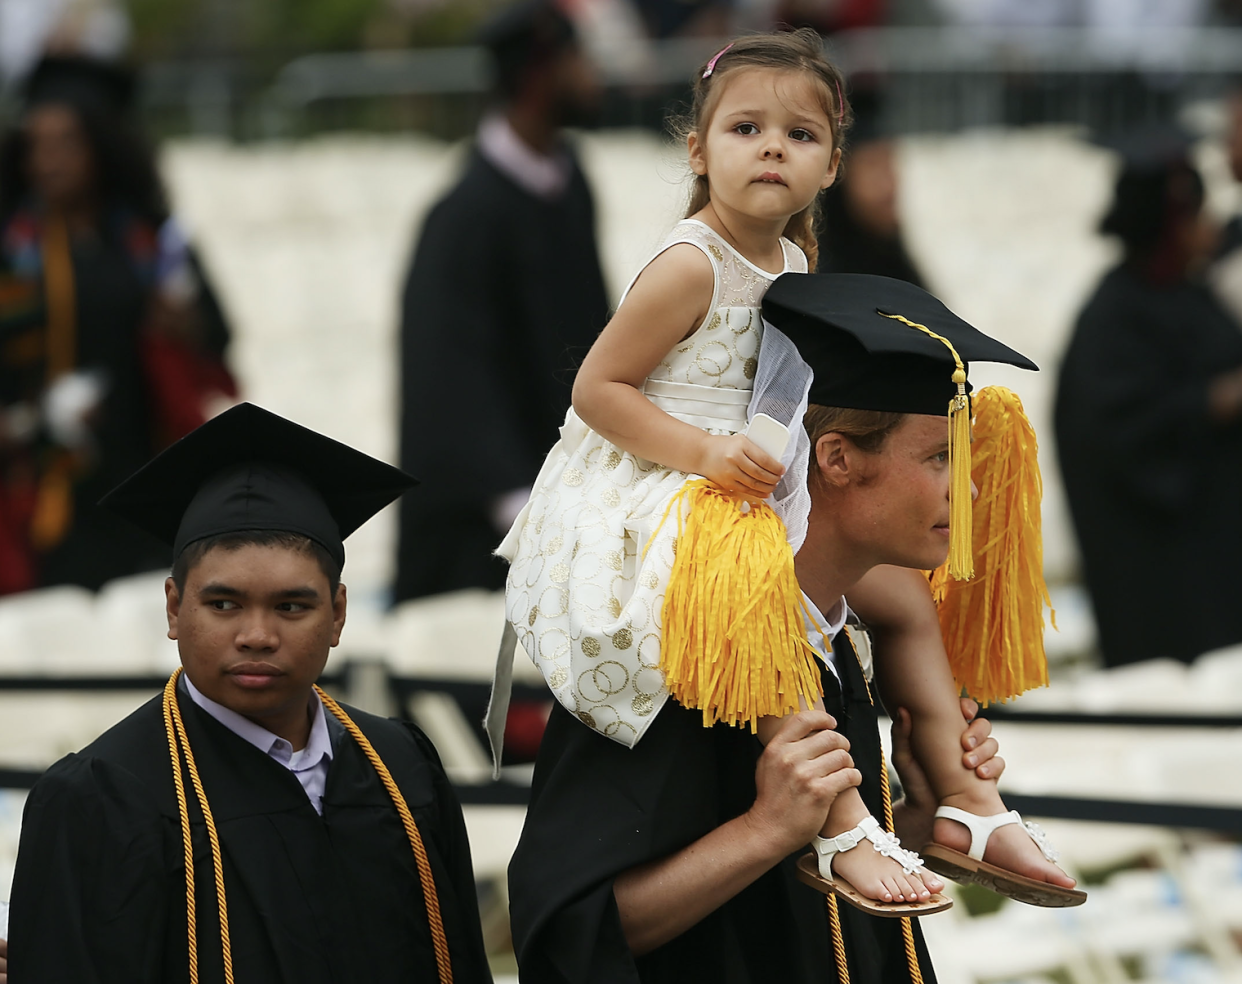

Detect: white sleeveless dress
[496, 220, 809, 747]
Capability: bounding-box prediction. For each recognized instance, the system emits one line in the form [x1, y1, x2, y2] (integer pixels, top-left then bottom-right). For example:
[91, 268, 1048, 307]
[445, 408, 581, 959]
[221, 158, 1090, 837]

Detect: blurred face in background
[844, 138, 901, 237]
[548, 42, 600, 128]
[24, 102, 96, 211]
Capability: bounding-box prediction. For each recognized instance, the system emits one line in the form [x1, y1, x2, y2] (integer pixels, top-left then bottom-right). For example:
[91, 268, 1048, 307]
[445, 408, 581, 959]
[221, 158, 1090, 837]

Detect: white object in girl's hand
[0, 898, 9, 939]
[746, 412, 791, 460]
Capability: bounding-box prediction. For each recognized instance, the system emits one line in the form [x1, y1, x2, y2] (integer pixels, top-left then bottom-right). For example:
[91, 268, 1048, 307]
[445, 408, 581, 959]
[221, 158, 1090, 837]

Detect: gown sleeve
[8, 755, 171, 984]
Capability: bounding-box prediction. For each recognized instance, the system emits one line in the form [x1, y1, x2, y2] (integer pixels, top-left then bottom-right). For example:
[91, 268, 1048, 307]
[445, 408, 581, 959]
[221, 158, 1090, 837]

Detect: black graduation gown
[7, 690, 493, 984]
[395, 147, 610, 602]
[508, 629, 936, 984]
[1055, 262, 1242, 666]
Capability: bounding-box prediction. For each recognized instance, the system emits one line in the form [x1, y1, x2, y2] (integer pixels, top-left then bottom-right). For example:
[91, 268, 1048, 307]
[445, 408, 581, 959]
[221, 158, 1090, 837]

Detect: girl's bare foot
[934, 790, 1077, 889]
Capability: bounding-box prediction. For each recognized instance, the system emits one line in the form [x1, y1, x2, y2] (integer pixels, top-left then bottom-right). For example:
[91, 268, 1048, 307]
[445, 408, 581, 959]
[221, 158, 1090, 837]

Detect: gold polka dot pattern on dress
[499, 220, 808, 748]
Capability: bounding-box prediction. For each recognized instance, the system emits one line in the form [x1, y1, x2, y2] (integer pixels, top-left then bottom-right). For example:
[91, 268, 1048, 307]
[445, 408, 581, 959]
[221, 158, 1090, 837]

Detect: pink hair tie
[702, 43, 734, 79]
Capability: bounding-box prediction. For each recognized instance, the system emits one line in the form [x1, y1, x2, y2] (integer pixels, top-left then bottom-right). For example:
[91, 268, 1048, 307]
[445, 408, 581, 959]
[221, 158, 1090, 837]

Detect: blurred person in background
[816, 89, 925, 286]
[0, 56, 235, 596]
[1056, 131, 1242, 667]
[395, 0, 608, 602]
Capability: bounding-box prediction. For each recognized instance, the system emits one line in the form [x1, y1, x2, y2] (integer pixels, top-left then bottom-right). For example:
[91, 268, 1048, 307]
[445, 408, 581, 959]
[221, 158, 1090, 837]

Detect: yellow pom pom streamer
[929, 386, 1054, 705]
[650, 479, 823, 729]
[880, 313, 974, 580]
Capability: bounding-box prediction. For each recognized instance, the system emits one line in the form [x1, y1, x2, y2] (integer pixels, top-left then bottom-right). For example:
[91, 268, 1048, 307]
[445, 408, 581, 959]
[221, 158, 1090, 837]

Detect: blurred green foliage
[127, 0, 502, 59]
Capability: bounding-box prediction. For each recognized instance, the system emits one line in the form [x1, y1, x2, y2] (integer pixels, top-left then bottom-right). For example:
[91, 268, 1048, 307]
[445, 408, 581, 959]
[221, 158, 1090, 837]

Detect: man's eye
[210, 599, 238, 611]
[734, 122, 758, 136]
[932, 451, 949, 464]
[277, 602, 309, 613]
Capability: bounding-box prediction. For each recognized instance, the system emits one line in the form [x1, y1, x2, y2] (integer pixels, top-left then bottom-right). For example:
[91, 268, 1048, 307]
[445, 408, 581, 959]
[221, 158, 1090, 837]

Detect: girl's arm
[572, 244, 782, 498]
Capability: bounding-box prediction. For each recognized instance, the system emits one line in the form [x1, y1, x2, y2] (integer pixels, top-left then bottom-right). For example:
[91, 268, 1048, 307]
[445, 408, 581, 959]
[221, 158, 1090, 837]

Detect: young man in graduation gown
[1057, 139, 1242, 666]
[394, 0, 609, 601]
[6, 403, 493, 983]
[506, 274, 1036, 984]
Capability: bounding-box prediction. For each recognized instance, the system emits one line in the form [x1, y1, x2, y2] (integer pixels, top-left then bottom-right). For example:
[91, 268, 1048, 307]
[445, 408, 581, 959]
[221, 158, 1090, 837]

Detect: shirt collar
[476, 112, 572, 201]
[184, 675, 334, 771]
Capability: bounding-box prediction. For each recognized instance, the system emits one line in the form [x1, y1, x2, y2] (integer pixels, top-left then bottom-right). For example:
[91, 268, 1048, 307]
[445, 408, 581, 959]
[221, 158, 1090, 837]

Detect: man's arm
[613, 710, 860, 956]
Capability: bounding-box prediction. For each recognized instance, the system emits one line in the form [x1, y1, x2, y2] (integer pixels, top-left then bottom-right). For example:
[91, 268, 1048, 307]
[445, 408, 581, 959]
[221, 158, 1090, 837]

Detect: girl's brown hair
[677, 28, 853, 271]
[802, 404, 904, 482]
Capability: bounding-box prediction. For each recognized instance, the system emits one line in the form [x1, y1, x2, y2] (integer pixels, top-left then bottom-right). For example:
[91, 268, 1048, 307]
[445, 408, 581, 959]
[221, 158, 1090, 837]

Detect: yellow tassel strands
[881, 313, 974, 581]
[928, 387, 1054, 705]
[162, 669, 454, 984]
[653, 479, 823, 729]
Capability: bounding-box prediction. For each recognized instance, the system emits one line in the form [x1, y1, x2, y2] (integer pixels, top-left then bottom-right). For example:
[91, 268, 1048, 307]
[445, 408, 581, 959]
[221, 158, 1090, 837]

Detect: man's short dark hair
[171, 530, 342, 596]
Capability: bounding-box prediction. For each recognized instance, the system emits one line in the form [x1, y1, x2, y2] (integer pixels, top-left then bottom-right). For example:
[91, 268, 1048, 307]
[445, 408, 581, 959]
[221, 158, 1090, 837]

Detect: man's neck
[794, 513, 876, 619]
[505, 102, 558, 157]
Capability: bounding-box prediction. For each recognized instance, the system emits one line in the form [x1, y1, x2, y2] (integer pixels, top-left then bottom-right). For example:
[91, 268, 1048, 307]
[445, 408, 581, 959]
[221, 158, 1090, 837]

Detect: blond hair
[675, 29, 853, 271]
[803, 404, 904, 482]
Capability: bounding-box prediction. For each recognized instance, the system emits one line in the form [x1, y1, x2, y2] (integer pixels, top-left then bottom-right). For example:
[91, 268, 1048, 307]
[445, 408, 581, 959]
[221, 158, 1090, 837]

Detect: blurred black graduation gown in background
[508, 627, 935, 984]
[9, 685, 493, 983]
[395, 147, 609, 601]
[1056, 263, 1242, 665]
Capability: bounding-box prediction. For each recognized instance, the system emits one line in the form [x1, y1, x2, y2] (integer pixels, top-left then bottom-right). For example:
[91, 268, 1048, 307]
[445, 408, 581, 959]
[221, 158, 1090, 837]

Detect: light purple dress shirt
[184, 677, 335, 815]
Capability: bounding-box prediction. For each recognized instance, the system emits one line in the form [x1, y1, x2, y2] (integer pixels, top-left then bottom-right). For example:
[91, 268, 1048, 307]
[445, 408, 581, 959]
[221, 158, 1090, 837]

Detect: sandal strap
[813, 815, 927, 879]
[934, 806, 1062, 863]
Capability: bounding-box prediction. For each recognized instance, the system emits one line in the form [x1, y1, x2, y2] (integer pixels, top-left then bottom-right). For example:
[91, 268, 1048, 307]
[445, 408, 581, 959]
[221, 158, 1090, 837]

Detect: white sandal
[920, 807, 1087, 908]
[794, 815, 953, 917]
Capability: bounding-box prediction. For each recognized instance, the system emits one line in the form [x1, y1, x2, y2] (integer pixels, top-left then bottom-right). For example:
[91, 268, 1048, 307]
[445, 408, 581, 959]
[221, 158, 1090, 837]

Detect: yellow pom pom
[930, 387, 1054, 705]
[655, 480, 823, 729]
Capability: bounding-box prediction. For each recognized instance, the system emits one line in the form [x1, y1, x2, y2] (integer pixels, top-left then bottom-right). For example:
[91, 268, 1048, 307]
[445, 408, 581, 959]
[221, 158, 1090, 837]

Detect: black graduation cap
[22, 55, 137, 117]
[762, 272, 1038, 416]
[762, 272, 1037, 581]
[99, 403, 417, 568]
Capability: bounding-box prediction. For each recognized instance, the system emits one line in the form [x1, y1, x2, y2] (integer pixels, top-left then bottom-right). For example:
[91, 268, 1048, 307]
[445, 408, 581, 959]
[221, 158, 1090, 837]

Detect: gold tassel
[655, 479, 823, 729]
[930, 387, 1053, 705]
[947, 369, 973, 581]
[879, 313, 973, 580]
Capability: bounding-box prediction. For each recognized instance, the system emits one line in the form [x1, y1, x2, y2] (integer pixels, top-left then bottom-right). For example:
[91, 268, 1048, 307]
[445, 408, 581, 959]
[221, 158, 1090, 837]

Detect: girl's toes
[921, 871, 944, 894]
[877, 877, 898, 902]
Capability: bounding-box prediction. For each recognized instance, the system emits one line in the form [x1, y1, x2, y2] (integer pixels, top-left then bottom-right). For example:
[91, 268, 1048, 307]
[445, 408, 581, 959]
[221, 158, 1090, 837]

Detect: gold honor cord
[823, 647, 926, 984]
[879, 313, 974, 582]
[162, 670, 454, 984]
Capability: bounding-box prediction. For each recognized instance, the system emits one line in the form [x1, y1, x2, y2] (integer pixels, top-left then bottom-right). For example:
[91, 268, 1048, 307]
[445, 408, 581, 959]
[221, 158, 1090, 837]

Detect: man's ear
[330, 582, 347, 648]
[165, 577, 181, 641]
[688, 131, 707, 176]
[814, 432, 852, 487]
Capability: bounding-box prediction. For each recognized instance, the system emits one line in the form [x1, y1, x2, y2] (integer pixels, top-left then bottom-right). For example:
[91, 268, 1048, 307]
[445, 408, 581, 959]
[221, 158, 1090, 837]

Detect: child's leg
[853, 565, 1075, 888]
[757, 703, 941, 903]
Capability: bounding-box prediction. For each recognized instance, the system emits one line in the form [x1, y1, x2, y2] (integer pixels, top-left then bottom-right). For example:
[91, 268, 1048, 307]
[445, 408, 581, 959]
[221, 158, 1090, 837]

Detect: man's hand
[889, 698, 1005, 844]
[745, 710, 860, 856]
[1, 935, 8, 983]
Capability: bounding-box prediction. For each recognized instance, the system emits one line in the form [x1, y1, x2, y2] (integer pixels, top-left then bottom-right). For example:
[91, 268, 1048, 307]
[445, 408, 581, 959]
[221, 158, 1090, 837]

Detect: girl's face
[689, 67, 841, 226]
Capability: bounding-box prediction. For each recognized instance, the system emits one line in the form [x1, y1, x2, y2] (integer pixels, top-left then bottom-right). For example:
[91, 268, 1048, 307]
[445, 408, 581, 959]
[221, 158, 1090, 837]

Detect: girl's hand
[701, 434, 785, 499]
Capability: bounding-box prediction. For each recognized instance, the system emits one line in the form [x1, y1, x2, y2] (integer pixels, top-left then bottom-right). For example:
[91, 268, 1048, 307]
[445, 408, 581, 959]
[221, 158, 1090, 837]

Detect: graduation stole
[161, 670, 455, 984]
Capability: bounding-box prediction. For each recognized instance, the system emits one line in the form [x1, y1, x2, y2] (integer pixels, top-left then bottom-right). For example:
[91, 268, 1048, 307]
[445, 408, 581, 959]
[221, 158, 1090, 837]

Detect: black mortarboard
[1093, 124, 1203, 252]
[762, 273, 1037, 416]
[99, 403, 417, 568]
[763, 272, 1037, 581]
[22, 56, 136, 117]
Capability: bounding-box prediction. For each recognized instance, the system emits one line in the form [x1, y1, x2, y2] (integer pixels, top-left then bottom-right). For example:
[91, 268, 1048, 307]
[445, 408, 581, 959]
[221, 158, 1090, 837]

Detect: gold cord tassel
[653, 479, 823, 729]
[929, 386, 1053, 705]
[947, 370, 974, 581]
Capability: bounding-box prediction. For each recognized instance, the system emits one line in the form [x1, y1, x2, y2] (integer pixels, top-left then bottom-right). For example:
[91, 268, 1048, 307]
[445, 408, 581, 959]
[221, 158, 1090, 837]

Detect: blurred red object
[141, 332, 237, 448]
[504, 698, 554, 761]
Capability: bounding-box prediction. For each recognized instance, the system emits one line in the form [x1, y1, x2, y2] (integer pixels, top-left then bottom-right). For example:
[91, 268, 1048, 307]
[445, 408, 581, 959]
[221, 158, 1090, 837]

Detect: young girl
[498, 29, 1077, 913]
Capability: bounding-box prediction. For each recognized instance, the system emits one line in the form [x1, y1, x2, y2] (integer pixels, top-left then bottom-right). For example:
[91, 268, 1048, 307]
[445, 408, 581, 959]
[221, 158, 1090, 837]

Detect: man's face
[826, 413, 954, 572]
[165, 544, 345, 728]
[24, 103, 95, 210]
